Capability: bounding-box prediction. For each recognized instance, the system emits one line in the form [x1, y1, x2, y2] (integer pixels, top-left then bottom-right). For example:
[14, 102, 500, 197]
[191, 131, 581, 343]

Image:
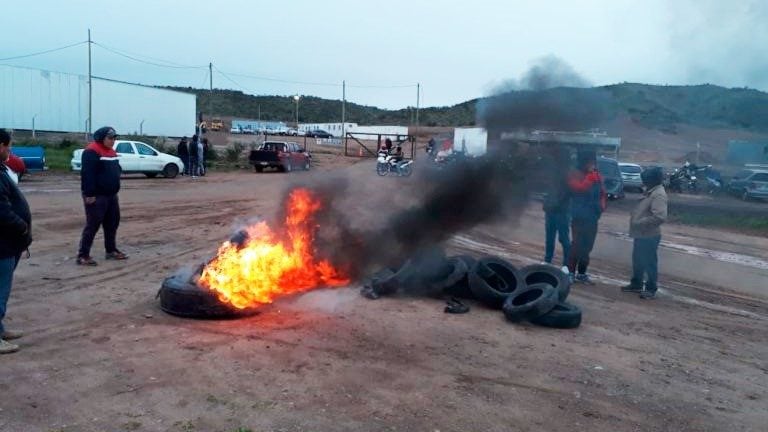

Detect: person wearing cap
[0, 129, 32, 354]
[622, 167, 667, 299]
[76, 126, 127, 266]
[566, 151, 607, 285]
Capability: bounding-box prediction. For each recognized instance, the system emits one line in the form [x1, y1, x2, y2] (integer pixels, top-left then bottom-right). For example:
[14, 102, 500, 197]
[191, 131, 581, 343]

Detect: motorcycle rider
[390, 143, 405, 175]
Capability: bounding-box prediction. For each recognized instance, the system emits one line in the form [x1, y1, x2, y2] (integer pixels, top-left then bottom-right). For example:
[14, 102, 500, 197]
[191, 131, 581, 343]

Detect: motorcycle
[376, 151, 413, 177]
[666, 165, 704, 194]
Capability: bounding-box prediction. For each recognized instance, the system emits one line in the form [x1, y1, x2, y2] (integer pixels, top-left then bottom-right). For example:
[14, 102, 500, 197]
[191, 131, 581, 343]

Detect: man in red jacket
[566, 151, 607, 284]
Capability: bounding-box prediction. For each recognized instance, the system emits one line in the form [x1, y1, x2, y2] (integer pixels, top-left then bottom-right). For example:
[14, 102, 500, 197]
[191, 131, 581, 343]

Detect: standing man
[623, 167, 667, 299]
[198, 138, 207, 177]
[76, 126, 128, 266]
[177, 136, 189, 176]
[543, 147, 571, 268]
[188, 134, 199, 179]
[0, 129, 32, 354]
[567, 151, 606, 284]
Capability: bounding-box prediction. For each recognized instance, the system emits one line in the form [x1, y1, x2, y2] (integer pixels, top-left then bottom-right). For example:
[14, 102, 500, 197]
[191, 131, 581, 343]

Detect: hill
[167, 83, 768, 134]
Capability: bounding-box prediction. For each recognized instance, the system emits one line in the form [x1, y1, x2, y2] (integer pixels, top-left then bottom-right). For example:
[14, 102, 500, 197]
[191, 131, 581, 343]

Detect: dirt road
[2, 157, 767, 432]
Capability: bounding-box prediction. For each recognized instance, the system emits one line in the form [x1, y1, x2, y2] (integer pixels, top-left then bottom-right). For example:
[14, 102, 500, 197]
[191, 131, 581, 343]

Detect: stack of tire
[364, 253, 581, 329]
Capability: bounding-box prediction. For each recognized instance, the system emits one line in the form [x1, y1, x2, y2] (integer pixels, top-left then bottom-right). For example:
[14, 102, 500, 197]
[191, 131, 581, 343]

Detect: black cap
[93, 126, 118, 143]
[641, 166, 664, 188]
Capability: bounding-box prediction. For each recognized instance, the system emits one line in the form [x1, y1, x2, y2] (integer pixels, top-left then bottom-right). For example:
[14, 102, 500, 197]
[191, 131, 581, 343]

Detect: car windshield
[620, 165, 642, 174]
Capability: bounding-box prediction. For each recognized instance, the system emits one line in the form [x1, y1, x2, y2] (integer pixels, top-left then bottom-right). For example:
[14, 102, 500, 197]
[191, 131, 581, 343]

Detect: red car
[5, 154, 26, 180]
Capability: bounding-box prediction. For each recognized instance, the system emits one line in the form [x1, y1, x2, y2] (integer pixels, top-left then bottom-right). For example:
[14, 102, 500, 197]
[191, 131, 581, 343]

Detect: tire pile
[361, 251, 582, 329]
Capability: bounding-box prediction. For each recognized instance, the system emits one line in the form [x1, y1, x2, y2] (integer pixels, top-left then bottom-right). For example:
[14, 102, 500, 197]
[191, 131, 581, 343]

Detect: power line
[0, 41, 87, 61]
[213, 66, 257, 94]
[92, 42, 207, 69]
[222, 70, 341, 88]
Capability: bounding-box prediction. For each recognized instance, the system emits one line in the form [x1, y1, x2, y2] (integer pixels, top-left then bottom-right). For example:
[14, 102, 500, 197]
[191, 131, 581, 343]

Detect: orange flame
[199, 188, 349, 309]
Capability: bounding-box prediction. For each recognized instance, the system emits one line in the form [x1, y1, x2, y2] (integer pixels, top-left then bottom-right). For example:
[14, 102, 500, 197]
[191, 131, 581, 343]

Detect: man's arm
[0, 183, 28, 236]
[81, 150, 99, 198]
[634, 193, 668, 228]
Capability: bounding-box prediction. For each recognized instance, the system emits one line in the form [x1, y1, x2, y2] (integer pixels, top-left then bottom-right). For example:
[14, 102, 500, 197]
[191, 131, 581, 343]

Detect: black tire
[375, 247, 449, 296]
[443, 255, 477, 298]
[255, 166, 263, 173]
[157, 276, 259, 319]
[530, 301, 582, 329]
[519, 264, 570, 302]
[468, 256, 523, 309]
[144, 173, 158, 178]
[502, 283, 559, 323]
[428, 257, 469, 291]
[162, 164, 179, 178]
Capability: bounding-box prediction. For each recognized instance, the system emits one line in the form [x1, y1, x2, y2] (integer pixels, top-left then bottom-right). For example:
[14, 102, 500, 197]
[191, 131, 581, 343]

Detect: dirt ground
[2, 152, 767, 432]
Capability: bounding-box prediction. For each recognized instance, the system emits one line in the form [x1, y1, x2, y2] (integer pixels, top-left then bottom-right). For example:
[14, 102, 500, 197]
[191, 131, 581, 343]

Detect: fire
[199, 188, 349, 309]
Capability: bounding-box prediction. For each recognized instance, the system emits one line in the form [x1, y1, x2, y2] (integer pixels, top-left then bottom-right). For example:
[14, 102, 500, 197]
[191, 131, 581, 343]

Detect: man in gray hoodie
[622, 166, 668, 299]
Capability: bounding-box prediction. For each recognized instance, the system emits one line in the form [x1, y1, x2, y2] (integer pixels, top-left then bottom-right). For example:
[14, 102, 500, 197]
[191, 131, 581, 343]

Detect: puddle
[607, 231, 768, 271]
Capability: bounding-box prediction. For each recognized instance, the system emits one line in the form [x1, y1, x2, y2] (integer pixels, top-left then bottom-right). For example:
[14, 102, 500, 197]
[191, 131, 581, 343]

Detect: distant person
[177, 137, 189, 176]
[427, 137, 436, 155]
[0, 128, 32, 354]
[189, 134, 199, 179]
[542, 148, 571, 268]
[76, 126, 128, 266]
[566, 151, 606, 284]
[198, 138, 207, 176]
[384, 138, 393, 152]
[622, 167, 667, 299]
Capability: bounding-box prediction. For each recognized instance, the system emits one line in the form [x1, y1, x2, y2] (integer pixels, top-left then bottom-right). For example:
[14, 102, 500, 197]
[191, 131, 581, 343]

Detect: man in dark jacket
[0, 129, 32, 354]
[76, 126, 127, 266]
[567, 151, 607, 284]
[542, 148, 571, 267]
[177, 137, 189, 176]
[188, 134, 199, 178]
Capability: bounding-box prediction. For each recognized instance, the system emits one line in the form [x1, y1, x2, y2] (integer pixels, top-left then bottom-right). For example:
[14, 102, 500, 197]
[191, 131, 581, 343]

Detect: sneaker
[575, 273, 596, 285]
[640, 290, 657, 299]
[621, 284, 643, 293]
[105, 250, 128, 260]
[2, 329, 24, 340]
[0, 339, 19, 354]
[76, 256, 98, 266]
[561, 266, 570, 275]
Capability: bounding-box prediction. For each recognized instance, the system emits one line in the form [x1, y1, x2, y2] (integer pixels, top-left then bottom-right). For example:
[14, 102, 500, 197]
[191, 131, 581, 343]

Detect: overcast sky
[1, 0, 766, 109]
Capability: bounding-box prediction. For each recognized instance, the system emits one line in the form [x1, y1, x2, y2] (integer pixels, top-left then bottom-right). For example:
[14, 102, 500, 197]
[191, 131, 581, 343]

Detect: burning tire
[519, 264, 570, 302]
[468, 256, 522, 309]
[501, 282, 559, 323]
[428, 256, 469, 291]
[442, 255, 476, 298]
[530, 301, 582, 329]
[158, 275, 259, 319]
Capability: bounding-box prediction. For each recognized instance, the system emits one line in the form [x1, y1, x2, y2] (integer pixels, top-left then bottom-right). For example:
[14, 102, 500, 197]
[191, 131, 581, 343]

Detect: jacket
[543, 175, 571, 213]
[630, 184, 668, 238]
[568, 170, 607, 222]
[81, 142, 121, 197]
[0, 164, 32, 258]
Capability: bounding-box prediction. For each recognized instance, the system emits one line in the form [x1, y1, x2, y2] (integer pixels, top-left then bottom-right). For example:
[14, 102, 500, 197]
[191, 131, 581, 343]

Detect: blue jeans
[0, 255, 21, 334]
[631, 235, 661, 292]
[544, 211, 571, 265]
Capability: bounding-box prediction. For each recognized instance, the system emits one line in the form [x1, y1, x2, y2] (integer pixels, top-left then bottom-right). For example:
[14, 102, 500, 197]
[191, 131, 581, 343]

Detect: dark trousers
[78, 195, 120, 258]
[179, 154, 189, 175]
[544, 211, 570, 265]
[188, 155, 198, 177]
[0, 254, 21, 334]
[631, 235, 661, 292]
[568, 219, 598, 274]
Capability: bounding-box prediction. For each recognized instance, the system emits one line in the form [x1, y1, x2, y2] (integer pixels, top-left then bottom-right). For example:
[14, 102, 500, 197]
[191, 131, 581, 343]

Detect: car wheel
[742, 190, 751, 201]
[157, 276, 259, 319]
[145, 173, 158, 178]
[162, 163, 179, 178]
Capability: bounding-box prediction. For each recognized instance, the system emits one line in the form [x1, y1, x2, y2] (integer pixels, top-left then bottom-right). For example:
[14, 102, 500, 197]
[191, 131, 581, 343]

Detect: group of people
[176, 135, 207, 177]
[1, 126, 128, 354]
[543, 149, 668, 299]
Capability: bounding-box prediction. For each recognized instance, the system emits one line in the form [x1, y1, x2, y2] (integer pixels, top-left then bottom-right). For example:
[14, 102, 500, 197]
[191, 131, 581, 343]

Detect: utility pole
[342, 80, 346, 141]
[415, 83, 420, 143]
[208, 62, 213, 119]
[87, 29, 92, 135]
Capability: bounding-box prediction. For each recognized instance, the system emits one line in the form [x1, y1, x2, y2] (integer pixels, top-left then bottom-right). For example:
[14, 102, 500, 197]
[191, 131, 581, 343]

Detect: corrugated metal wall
[0, 65, 195, 137]
[0, 65, 87, 132]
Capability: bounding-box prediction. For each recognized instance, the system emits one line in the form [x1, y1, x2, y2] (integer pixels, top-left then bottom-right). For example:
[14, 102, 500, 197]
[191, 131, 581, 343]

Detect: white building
[0, 65, 196, 137]
[298, 122, 409, 139]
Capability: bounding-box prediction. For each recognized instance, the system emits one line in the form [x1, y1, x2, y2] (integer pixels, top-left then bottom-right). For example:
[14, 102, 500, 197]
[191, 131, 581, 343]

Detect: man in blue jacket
[0, 129, 32, 354]
[567, 151, 607, 284]
[76, 126, 128, 266]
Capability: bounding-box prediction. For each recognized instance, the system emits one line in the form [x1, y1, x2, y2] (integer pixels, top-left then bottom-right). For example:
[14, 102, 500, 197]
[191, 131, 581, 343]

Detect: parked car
[619, 162, 643, 192]
[727, 168, 768, 201]
[11, 146, 46, 173]
[71, 140, 184, 178]
[306, 129, 333, 138]
[597, 156, 624, 199]
[248, 141, 310, 173]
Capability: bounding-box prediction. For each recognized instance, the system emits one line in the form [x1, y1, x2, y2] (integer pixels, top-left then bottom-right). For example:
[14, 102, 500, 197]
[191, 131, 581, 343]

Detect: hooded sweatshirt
[81, 142, 121, 197]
